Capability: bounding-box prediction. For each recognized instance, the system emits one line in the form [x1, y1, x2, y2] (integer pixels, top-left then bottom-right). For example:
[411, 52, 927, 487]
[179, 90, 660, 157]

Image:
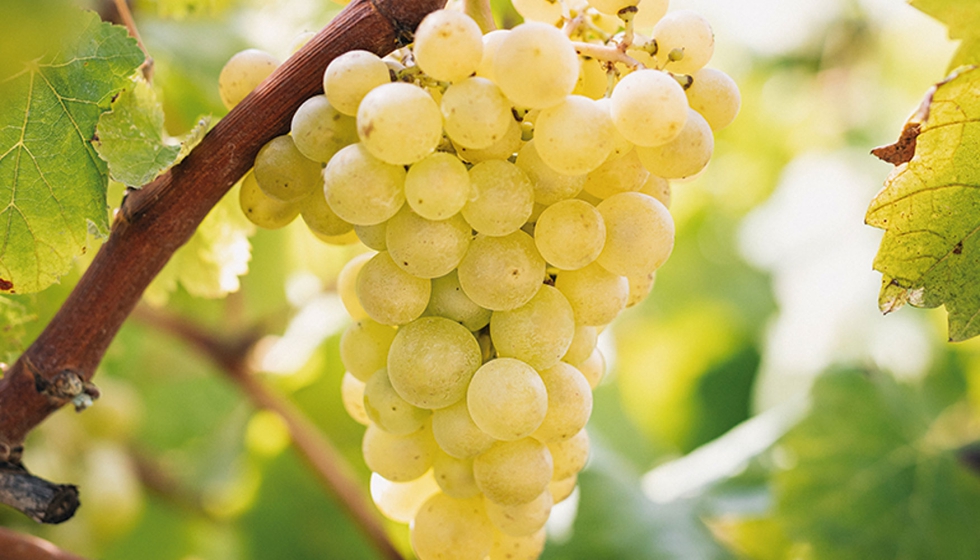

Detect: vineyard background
[2, 0, 979, 559]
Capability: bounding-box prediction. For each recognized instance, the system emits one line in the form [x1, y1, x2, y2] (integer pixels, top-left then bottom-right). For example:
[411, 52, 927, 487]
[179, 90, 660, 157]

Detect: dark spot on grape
[511, 268, 519, 276]
[361, 122, 374, 138]
[403, 261, 409, 266]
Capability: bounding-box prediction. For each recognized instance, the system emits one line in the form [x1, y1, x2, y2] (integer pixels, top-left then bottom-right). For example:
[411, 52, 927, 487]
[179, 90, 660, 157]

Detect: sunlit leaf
[867, 66, 980, 341]
[0, 295, 35, 361]
[0, 11, 143, 294]
[775, 369, 980, 560]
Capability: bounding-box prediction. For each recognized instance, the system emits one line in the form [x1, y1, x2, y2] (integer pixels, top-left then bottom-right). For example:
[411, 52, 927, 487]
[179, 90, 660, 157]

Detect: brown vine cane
[0, 0, 446, 523]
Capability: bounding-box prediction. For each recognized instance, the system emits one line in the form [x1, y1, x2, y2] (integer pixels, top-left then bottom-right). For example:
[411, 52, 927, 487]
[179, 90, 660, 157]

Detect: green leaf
[145, 0, 235, 19]
[0, 295, 35, 361]
[866, 67, 980, 341]
[911, 0, 980, 41]
[0, 11, 144, 294]
[95, 79, 180, 187]
[775, 369, 980, 560]
[143, 184, 254, 305]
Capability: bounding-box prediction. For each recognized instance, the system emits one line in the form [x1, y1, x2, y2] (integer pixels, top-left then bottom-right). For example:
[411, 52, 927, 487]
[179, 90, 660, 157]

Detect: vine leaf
[0, 11, 144, 295]
[776, 369, 980, 560]
[911, 0, 980, 70]
[94, 79, 180, 187]
[866, 66, 980, 341]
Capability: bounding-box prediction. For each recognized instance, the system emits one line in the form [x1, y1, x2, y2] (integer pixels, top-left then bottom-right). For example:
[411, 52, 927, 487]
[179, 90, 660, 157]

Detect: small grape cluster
[219, 0, 738, 558]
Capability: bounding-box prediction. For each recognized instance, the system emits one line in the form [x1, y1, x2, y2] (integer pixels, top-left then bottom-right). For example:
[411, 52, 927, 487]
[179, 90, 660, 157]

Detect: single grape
[323, 50, 391, 116]
[596, 192, 674, 276]
[561, 325, 598, 365]
[411, 493, 494, 560]
[574, 347, 606, 389]
[432, 398, 496, 459]
[572, 56, 608, 100]
[638, 172, 672, 208]
[442, 77, 513, 150]
[549, 475, 578, 504]
[357, 82, 443, 165]
[413, 9, 485, 83]
[323, 143, 406, 226]
[512, 0, 563, 24]
[433, 452, 481, 499]
[238, 170, 300, 229]
[489, 285, 576, 370]
[532, 362, 593, 442]
[493, 22, 579, 109]
[354, 221, 387, 251]
[337, 252, 373, 320]
[356, 251, 431, 325]
[533, 199, 606, 271]
[610, 69, 689, 147]
[467, 358, 548, 441]
[549, 428, 590, 480]
[370, 470, 440, 523]
[582, 148, 650, 199]
[455, 117, 524, 164]
[364, 368, 432, 435]
[425, 271, 493, 332]
[290, 94, 357, 163]
[457, 231, 546, 311]
[686, 67, 741, 130]
[339, 318, 397, 382]
[300, 188, 353, 238]
[533, 95, 615, 176]
[633, 0, 669, 33]
[462, 160, 535, 237]
[405, 152, 472, 220]
[489, 527, 547, 560]
[218, 49, 279, 110]
[341, 372, 370, 426]
[554, 262, 629, 326]
[515, 141, 586, 205]
[626, 271, 656, 307]
[652, 9, 714, 74]
[253, 135, 323, 202]
[475, 29, 511, 82]
[363, 421, 438, 482]
[387, 316, 482, 409]
[386, 207, 472, 279]
[474, 438, 553, 506]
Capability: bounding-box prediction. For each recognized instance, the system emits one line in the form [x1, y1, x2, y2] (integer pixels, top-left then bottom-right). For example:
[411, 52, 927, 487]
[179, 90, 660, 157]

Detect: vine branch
[0, 527, 87, 560]
[0, 0, 446, 523]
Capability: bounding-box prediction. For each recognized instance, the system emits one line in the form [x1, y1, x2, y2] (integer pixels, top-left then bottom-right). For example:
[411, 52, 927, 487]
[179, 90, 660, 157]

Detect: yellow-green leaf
[0, 11, 144, 294]
[94, 79, 180, 187]
[911, 0, 980, 71]
[867, 67, 980, 341]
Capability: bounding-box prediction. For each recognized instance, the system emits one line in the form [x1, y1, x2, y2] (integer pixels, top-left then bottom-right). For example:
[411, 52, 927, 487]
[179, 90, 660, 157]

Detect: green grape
[337, 252, 372, 320]
[364, 368, 432, 435]
[457, 231, 546, 311]
[405, 152, 471, 221]
[313, 228, 359, 246]
[362, 421, 438, 482]
[474, 438, 553, 506]
[476, 29, 510, 82]
[533, 199, 606, 271]
[386, 207, 472, 279]
[357, 82, 443, 165]
[432, 398, 496, 459]
[595, 97, 635, 161]
[515, 141, 586, 206]
[534, 95, 615, 176]
[356, 251, 431, 325]
[638, 172, 672, 208]
[582, 148, 650, 199]
[562, 324, 598, 365]
[353, 221, 387, 251]
[636, 108, 713, 178]
[572, 56, 608, 100]
[323, 143, 406, 226]
[413, 9, 485, 83]
[609, 69, 688, 147]
[339, 318, 397, 382]
[512, 0, 563, 24]
[387, 316, 482, 409]
[467, 358, 548, 441]
[549, 474, 577, 504]
[489, 285, 576, 370]
[323, 50, 391, 116]
[489, 527, 547, 560]
[455, 117, 523, 164]
[218, 48, 280, 110]
[575, 347, 606, 389]
[300, 188, 353, 238]
[341, 372, 370, 426]
[653, 10, 714, 75]
[554, 262, 629, 326]
[633, 0, 669, 33]
[370, 470, 440, 523]
[290, 94, 357, 163]
[239, 170, 300, 229]
[425, 271, 493, 332]
[596, 192, 674, 276]
[253, 135, 323, 202]
[587, 0, 639, 16]
[462, 160, 535, 237]
[411, 494, 494, 560]
[532, 362, 593, 442]
[686, 67, 740, 130]
[484, 490, 553, 537]
[433, 452, 481, 499]
[626, 270, 656, 307]
[549, 428, 590, 480]
[442, 77, 513, 150]
[493, 22, 579, 109]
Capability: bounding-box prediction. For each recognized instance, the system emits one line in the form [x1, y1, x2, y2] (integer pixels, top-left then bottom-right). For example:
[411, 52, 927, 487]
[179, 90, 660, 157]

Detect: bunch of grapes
[219, 0, 738, 557]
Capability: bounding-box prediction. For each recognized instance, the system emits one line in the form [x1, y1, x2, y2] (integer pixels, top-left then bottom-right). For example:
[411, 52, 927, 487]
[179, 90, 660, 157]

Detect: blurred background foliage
[3, 0, 980, 558]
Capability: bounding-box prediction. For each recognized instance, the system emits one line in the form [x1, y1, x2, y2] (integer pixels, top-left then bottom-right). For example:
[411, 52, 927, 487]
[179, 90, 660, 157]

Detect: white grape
[238, 170, 300, 229]
[489, 285, 576, 370]
[484, 490, 553, 537]
[554, 262, 629, 326]
[534, 95, 615, 175]
[533, 199, 606, 270]
[370, 470, 440, 523]
[512, 0, 563, 24]
[339, 318, 397, 382]
[364, 368, 432, 435]
[290, 94, 357, 163]
[515, 141, 586, 206]
[686, 67, 741, 130]
[432, 399, 496, 459]
[467, 358, 548, 441]
[474, 438, 553, 506]
[462, 160, 535, 237]
[218, 49, 279, 109]
[457, 231, 546, 311]
[413, 9, 485, 83]
[322, 143, 406, 226]
[532, 362, 593, 442]
[356, 251, 431, 325]
[405, 152, 472, 221]
[386, 207, 472, 279]
[609, 69, 688, 147]
[596, 192, 674, 275]
[357, 82, 443, 165]
[636, 108, 713, 178]
[253, 135, 323, 202]
[652, 9, 714, 74]
[323, 50, 391, 116]
[387, 317, 483, 409]
[493, 22, 579, 109]
[425, 271, 493, 332]
[441, 77, 513, 150]
[411, 493, 494, 560]
[362, 422, 438, 482]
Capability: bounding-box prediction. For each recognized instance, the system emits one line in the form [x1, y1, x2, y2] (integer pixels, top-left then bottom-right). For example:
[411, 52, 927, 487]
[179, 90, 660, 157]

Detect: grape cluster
[220, 0, 738, 558]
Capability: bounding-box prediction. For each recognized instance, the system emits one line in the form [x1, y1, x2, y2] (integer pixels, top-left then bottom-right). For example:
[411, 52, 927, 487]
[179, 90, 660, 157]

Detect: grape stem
[0, 0, 446, 531]
[463, 0, 496, 33]
[131, 305, 406, 560]
[572, 40, 642, 70]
